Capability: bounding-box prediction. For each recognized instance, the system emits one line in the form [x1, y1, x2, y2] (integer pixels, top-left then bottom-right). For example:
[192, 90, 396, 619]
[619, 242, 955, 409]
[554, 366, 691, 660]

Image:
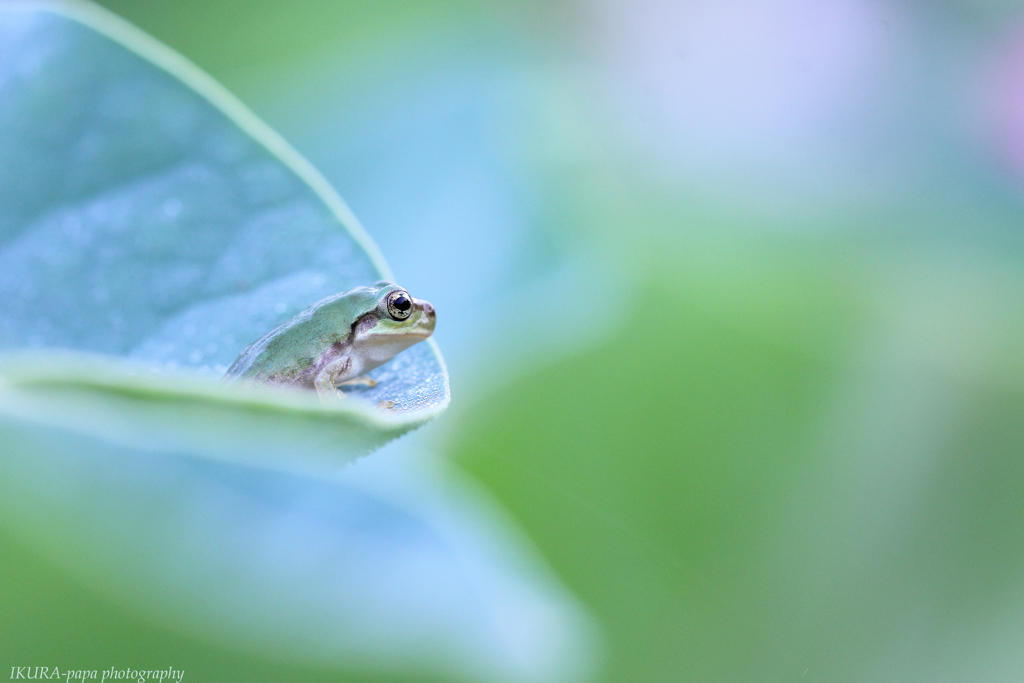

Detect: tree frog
[224, 282, 435, 404]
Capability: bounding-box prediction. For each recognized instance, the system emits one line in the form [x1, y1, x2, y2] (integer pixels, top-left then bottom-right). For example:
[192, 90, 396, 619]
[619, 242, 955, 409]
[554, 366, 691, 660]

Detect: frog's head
[351, 282, 436, 364]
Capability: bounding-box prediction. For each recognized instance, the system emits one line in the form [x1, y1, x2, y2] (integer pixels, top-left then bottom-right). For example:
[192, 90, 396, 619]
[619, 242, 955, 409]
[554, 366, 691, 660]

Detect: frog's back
[224, 287, 380, 386]
[225, 313, 323, 384]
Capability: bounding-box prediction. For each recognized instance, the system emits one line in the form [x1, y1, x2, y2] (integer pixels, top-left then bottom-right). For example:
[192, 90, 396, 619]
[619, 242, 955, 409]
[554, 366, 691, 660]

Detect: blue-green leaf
[0, 3, 601, 681]
[0, 0, 449, 465]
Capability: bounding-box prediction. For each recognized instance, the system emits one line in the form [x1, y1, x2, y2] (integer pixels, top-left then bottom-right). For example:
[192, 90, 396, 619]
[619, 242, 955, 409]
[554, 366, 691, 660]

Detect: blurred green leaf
[453, 243, 1024, 682]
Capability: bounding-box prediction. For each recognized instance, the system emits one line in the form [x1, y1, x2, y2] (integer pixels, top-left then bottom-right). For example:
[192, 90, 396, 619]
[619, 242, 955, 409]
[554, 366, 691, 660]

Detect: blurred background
[6, 0, 1024, 680]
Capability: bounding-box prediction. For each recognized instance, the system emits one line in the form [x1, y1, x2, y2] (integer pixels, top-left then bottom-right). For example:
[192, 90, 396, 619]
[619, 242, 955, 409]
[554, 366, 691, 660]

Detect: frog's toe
[315, 386, 345, 404]
[377, 400, 396, 410]
[339, 376, 378, 388]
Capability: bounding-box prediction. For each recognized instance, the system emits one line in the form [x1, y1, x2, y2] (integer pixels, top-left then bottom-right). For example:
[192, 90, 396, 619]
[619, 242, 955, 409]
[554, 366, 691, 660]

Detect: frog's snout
[415, 299, 436, 331]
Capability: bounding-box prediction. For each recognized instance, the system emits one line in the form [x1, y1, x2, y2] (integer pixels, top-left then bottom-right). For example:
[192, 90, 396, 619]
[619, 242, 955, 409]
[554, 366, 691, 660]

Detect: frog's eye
[386, 290, 413, 321]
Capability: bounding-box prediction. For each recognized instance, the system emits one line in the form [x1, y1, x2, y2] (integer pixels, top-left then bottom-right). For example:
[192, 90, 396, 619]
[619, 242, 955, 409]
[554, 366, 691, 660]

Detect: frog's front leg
[314, 357, 352, 401]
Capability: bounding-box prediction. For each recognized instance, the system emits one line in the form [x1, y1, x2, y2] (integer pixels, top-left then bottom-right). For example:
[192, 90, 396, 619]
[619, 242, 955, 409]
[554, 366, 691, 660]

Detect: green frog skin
[224, 282, 436, 402]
